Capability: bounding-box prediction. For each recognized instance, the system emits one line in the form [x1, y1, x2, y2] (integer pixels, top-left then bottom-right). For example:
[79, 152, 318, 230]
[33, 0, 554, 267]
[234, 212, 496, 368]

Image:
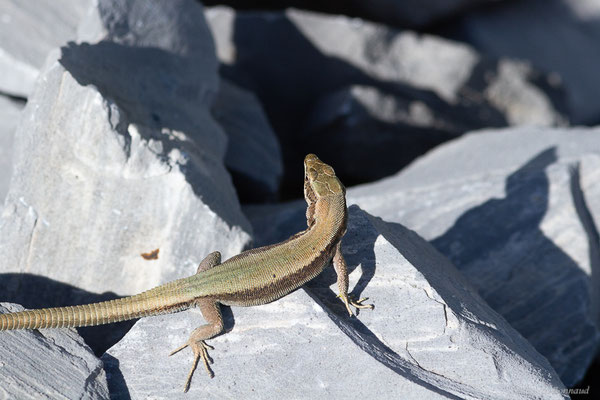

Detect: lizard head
[303, 154, 345, 202]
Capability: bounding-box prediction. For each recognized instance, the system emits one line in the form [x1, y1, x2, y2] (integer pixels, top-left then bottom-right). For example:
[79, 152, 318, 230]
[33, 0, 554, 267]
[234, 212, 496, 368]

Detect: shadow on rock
[59, 41, 241, 230]
[431, 147, 598, 385]
[305, 206, 463, 399]
[0, 273, 136, 356]
[103, 353, 131, 400]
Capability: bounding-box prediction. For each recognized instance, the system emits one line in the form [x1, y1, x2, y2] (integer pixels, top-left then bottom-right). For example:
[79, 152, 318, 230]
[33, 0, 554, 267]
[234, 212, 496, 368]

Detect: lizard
[0, 153, 373, 392]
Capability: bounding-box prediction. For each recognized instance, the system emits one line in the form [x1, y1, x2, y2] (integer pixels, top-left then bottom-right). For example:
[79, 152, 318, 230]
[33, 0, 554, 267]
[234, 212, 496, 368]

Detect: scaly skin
[0, 154, 373, 391]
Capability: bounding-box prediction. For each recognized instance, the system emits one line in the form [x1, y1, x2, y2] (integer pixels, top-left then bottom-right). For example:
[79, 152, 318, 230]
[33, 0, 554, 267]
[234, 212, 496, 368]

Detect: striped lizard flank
[0, 154, 372, 392]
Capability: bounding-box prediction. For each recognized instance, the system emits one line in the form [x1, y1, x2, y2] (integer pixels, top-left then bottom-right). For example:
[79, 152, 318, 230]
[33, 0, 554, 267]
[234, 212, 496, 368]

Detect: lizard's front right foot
[338, 294, 374, 317]
[169, 339, 215, 392]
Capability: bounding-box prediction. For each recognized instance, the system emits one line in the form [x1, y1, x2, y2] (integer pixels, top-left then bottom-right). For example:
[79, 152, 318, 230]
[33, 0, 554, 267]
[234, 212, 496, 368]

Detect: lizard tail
[0, 279, 194, 331]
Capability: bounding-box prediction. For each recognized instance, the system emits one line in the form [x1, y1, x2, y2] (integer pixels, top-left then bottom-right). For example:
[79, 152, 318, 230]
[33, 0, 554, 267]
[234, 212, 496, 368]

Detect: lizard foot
[169, 339, 215, 392]
[338, 294, 374, 317]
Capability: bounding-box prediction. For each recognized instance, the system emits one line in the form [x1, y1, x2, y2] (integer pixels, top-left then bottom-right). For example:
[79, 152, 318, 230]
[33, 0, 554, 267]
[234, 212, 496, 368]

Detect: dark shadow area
[571, 357, 597, 398]
[228, 171, 275, 203]
[220, 13, 511, 199]
[58, 41, 243, 227]
[0, 273, 136, 356]
[430, 148, 598, 386]
[103, 353, 131, 400]
[0, 91, 27, 105]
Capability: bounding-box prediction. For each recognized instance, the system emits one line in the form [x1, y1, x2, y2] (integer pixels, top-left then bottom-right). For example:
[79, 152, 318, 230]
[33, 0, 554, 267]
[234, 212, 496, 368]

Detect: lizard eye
[308, 168, 318, 180]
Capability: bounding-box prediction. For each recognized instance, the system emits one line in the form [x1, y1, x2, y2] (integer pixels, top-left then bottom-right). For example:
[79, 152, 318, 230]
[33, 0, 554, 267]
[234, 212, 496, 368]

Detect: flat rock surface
[348, 126, 600, 386]
[0, 303, 109, 399]
[0, 0, 90, 97]
[104, 207, 567, 399]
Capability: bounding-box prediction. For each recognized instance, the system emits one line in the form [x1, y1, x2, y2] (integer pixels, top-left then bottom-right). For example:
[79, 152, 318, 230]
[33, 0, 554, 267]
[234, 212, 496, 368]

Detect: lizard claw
[338, 294, 374, 317]
[170, 339, 215, 392]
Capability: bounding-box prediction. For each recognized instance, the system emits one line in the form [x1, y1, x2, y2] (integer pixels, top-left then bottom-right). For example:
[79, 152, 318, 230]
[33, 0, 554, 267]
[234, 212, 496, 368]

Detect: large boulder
[348, 126, 600, 386]
[104, 206, 567, 399]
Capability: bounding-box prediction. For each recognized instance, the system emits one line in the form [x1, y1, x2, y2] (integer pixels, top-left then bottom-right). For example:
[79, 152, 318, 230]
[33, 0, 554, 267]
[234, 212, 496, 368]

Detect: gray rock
[206, 7, 567, 187]
[347, 126, 600, 386]
[0, 0, 252, 353]
[304, 84, 501, 183]
[81, 0, 283, 203]
[0, 96, 24, 202]
[212, 80, 283, 202]
[456, 0, 600, 124]
[347, 0, 502, 28]
[121, 204, 570, 399]
[0, 303, 109, 399]
[0, 0, 91, 97]
[207, 6, 565, 123]
[78, 0, 217, 60]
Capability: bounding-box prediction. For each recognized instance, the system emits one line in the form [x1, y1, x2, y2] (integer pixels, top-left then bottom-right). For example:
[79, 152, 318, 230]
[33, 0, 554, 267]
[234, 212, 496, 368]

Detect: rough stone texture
[0, 0, 91, 97]
[0, 95, 23, 202]
[347, 0, 501, 28]
[0, 0, 252, 353]
[78, 0, 216, 51]
[456, 0, 600, 124]
[206, 7, 567, 189]
[212, 80, 283, 202]
[0, 303, 109, 399]
[79, 0, 283, 203]
[346, 127, 600, 386]
[117, 205, 573, 400]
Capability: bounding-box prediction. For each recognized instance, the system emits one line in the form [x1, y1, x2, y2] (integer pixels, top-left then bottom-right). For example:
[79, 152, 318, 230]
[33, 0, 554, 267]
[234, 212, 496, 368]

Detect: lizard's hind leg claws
[170, 339, 215, 392]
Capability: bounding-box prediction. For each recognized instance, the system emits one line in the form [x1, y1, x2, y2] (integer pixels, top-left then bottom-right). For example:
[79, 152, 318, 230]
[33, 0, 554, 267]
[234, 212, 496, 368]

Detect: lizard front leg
[170, 251, 225, 392]
[332, 241, 374, 316]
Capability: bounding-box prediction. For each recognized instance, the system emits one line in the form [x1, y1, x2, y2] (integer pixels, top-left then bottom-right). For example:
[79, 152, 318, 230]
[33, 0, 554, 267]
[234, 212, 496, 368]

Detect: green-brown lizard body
[0, 154, 373, 391]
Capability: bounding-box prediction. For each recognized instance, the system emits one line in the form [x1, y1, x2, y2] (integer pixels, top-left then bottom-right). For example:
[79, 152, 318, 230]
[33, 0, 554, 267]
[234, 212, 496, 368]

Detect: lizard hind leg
[169, 299, 224, 392]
